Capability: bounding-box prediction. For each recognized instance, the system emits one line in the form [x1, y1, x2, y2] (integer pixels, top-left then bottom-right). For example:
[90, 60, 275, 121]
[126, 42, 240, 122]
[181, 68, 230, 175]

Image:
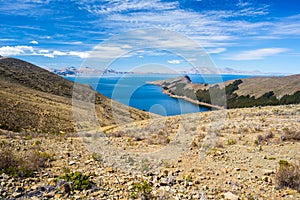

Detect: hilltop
[0, 57, 151, 133]
[149, 75, 300, 109]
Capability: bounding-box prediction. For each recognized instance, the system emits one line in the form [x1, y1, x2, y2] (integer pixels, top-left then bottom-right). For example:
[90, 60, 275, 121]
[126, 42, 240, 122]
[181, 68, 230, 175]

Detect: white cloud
[30, 40, 39, 44]
[0, 45, 89, 58]
[206, 48, 226, 54]
[68, 51, 89, 58]
[82, 0, 178, 15]
[168, 60, 180, 64]
[236, 1, 250, 7]
[96, 5, 273, 49]
[227, 48, 289, 61]
[25, 0, 50, 3]
[0, 46, 34, 56]
[0, 38, 15, 42]
[38, 49, 49, 53]
[52, 50, 67, 56]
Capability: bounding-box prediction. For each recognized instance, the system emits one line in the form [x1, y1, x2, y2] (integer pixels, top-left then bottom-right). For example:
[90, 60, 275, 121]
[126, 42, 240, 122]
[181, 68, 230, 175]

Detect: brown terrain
[0, 57, 299, 199]
[0, 104, 299, 199]
[149, 74, 300, 109]
[185, 74, 300, 99]
[0, 57, 151, 133]
[232, 74, 300, 98]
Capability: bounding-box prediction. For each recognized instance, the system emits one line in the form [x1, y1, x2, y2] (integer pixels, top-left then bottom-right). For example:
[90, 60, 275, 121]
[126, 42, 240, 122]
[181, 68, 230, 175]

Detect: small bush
[279, 160, 290, 167]
[186, 174, 193, 182]
[130, 181, 152, 199]
[57, 172, 92, 191]
[27, 151, 54, 169]
[0, 143, 52, 177]
[215, 140, 224, 148]
[256, 132, 274, 145]
[227, 139, 236, 145]
[111, 131, 125, 138]
[281, 128, 300, 141]
[265, 132, 274, 139]
[91, 152, 102, 162]
[256, 134, 264, 144]
[275, 162, 300, 192]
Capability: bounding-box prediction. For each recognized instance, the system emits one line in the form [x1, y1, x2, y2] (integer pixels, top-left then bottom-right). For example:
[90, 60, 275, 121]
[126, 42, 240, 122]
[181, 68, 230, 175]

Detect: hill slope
[0, 57, 151, 133]
[149, 75, 300, 109]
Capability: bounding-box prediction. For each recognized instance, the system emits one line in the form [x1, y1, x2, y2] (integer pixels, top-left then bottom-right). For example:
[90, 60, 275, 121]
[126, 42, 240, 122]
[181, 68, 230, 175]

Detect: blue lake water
[65, 74, 251, 116]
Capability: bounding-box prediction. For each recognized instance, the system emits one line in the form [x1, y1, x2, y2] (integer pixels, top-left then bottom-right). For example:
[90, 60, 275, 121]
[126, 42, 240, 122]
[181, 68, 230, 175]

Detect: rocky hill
[0, 57, 151, 133]
[149, 75, 300, 109]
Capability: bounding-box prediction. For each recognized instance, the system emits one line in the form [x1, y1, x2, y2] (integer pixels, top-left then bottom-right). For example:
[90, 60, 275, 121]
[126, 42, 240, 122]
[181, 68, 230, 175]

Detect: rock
[262, 176, 272, 183]
[57, 180, 72, 194]
[14, 186, 24, 193]
[0, 173, 9, 180]
[12, 192, 23, 198]
[84, 159, 93, 164]
[69, 161, 77, 165]
[234, 168, 240, 171]
[0, 181, 5, 187]
[262, 169, 275, 176]
[105, 167, 115, 173]
[202, 185, 209, 190]
[47, 178, 56, 186]
[286, 189, 298, 195]
[54, 193, 63, 199]
[223, 191, 238, 200]
[160, 178, 169, 186]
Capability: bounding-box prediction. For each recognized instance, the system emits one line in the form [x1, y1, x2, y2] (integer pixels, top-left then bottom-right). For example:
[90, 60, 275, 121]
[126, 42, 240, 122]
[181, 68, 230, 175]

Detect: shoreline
[147, 80, 224, 110]
[161, 89, 224, 110]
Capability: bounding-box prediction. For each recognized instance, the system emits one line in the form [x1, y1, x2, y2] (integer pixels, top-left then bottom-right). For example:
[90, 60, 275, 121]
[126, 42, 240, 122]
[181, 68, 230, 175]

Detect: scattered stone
[223, 191, 239, 200]
[12, 192, 23, 198]
[262, 169, 275, 176]
[105, 167, 115, 173]
[69, 161, 77, 165]
[234, 168, 241, 171]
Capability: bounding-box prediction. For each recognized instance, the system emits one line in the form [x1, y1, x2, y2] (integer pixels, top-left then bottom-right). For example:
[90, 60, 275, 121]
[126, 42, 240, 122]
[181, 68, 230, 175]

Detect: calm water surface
[65, 74, 251, 116]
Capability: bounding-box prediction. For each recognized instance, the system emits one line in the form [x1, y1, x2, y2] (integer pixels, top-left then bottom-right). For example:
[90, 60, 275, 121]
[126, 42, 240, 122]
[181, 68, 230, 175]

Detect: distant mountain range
[176, 67, 289, 75]
[50, 66, 289, 76]
[50, 66, 133, 76]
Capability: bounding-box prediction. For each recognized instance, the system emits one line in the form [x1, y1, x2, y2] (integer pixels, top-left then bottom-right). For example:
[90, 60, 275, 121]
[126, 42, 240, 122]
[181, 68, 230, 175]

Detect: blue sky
[0, 0, 299, 74]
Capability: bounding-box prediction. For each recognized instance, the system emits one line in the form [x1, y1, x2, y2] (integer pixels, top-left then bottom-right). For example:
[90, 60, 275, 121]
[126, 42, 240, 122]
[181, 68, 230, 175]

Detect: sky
[0, 0, 299, 74]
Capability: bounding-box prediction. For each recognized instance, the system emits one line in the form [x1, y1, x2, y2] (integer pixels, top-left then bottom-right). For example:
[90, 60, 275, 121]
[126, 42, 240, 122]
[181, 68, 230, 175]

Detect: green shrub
[57, 172, 92, 191]
[279, 160, 290, 167]
[186, 174, 193, 182]
[91, 152, 102, 162]
[227, 139, 237, 145]
[131, 181, 152, 199]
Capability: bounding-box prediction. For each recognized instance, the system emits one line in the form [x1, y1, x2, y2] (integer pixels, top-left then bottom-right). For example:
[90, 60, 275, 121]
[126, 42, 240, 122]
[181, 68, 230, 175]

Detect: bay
[65, 74, 251, 116]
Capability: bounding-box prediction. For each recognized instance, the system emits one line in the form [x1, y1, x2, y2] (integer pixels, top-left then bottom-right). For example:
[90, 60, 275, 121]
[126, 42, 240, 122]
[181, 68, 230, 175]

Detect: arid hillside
[232, 74, 300, 98]
[149, 75, 300, 109]
[0, 104, 299, 199]
[0, 57, 151, 133]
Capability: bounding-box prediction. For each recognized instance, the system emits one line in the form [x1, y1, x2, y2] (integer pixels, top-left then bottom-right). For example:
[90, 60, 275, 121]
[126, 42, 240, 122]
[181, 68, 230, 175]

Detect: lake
[65, 74, 251, 116]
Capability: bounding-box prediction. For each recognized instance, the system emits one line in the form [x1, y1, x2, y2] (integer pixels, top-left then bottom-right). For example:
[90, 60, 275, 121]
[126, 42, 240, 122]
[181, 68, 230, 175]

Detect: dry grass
[281, 128, 300, 141]
[0, 141, 53, 177]
[275, 162, 300, 192]
[235, 75, 300, 98]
